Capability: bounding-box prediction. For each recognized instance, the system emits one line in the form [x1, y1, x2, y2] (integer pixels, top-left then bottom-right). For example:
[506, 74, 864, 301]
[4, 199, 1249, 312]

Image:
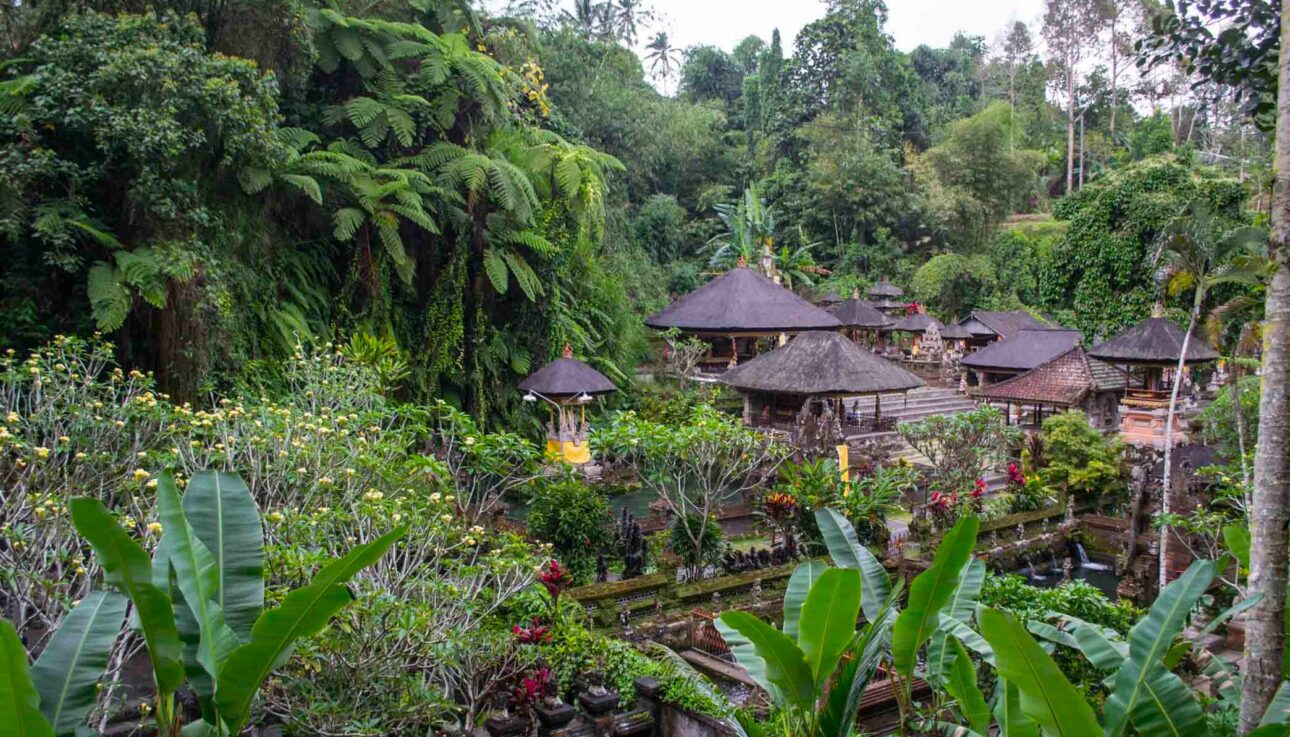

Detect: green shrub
[526, 475, 613, 583]
[1037, 411, 1126, 502]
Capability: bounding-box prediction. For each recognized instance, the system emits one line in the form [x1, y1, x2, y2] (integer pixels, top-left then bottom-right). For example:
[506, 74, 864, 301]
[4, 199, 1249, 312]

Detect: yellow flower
[132, 469, 150, 482]
[147, 522, 163, 535]
[463, 436, 476, 446]
[57, 435, 69, 444]
[440, 514, 453, 523]
[34, 447, 49, 459]
[465, 537, 477, 546]
[146, 479, 158, 490]
[364, 489, 384, 501]
[123, 517, 137, 530]
[6, 412, 18, 424]
[429, 492, 442, 502]
[267, 511, 284, 523]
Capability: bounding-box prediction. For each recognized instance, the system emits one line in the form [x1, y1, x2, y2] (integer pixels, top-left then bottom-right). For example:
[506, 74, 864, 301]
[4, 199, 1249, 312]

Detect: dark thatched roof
[939, 323, 973, 339]
[829, 298, 894, 329]
[890, 313, 944, 334]
[961, 329, 1083, 372]
[645, 266, 842, 333]
[1088, 317, 1220, 365]
[817, 291, 844, 305]
[961, 311, 1050, 339]
[868, 280, 903, 298]
[519, 357, 616, 397]
[721, 331, 924, 396]
[973, 347, 1127, 406]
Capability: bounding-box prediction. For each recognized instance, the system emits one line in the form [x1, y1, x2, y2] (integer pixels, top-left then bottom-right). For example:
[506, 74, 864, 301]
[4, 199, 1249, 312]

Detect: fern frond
[482, 247, 509, 295]
[87, 262, 131, 332]
[333, 207, 366, 241]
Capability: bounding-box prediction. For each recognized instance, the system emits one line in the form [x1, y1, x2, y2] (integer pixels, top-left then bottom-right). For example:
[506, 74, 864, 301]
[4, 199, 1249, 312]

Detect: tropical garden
[3, 1, 1290, 737]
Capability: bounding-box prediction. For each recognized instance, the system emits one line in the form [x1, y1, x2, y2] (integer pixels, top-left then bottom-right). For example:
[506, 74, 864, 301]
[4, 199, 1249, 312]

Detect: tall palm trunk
[1066, 58, 1076, 195]
[1158, 298, 1200, 588]
[1240, 5, 1290, 729]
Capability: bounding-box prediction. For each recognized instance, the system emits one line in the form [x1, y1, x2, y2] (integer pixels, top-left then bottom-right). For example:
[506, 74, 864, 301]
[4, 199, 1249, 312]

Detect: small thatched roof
[829, 298, 894, 329]
[962, 329, 1083, 372]
[973, 347, 1127, 406]
[722, 331, 924, 396]
[890, 313, 944, 334]
[939, 323, 973, 340]
[519, 348, 617, 397]
[868, 280, 904, 299]
[817, 290, 844, 305]
[961, 310, 1050, 339]
[1088, 317, 1220, 365]
[645, 266, 842, 333]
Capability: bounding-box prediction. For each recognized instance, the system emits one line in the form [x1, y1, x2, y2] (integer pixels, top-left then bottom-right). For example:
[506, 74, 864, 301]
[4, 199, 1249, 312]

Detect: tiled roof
[973, 347, 1127, 405]
[961, 329, 1083, 372]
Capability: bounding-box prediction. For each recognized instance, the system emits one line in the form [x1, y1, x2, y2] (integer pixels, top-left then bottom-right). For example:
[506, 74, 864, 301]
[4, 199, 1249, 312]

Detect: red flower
[972, 477, 987, 499]
[1006, 462, 1025, 487]
[538, 559, 572, 597]
[513, 617, 552, 644]
[513, 667, 550, 708]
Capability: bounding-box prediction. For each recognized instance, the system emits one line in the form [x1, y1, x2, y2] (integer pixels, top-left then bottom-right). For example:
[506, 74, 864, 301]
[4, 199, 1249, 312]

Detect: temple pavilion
[815, 290, 845, 308]
[645, 260, 841, 372]
[867, 279, 906, 315]
[887, 312, 945, 357]
[828, 292, 894, 348]
[721, 330, 923, 433]
[519, 345, 617, 465]
[972, 346, 1128, 430]
[960, 329, 1083, 386]
[958, 310, 1051, 348]
[1088, 315, 1219, 447]
[938, 322, 973, 353]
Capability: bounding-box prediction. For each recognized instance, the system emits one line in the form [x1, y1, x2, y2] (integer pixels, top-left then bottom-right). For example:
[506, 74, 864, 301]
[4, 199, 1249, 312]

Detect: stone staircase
[844, 386, 978, 426]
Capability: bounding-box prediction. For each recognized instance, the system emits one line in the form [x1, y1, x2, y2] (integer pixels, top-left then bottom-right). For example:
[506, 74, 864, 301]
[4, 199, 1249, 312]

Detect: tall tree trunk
[1240, 5, 1290, 729]
[1109, 8, 1118, 140]
[1066, 59, 1076, 195]
[1159, 303, 1199, 588]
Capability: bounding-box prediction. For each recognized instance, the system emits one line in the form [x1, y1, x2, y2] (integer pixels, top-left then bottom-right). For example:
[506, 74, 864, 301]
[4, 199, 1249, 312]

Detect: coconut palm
[644, 32, 682, 93]
[1154, 203, 1267, 587]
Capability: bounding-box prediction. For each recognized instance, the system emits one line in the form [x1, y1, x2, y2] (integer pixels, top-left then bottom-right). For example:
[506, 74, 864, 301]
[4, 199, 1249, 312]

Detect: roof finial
[1151, 302, 1166, 318]
[736, 255, 748, 269]
[562, 343, 573, 359]
[852, 288, 860, 299]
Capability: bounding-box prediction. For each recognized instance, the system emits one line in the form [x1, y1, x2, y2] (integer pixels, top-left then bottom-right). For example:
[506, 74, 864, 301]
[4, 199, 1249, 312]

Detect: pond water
[1012, 543, 1121, 599]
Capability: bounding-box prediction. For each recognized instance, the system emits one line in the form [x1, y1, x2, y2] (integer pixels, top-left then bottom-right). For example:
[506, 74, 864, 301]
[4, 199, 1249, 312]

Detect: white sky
[645, 0, 1047, 55]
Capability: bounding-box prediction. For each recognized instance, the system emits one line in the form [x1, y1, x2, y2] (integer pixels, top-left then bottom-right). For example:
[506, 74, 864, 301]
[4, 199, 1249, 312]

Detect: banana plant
[0, 470, 405, 737]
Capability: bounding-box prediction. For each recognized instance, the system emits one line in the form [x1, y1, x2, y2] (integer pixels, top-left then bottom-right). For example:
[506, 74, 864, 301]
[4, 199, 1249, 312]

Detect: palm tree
[706, 183, 776, 273]
[1154, 203, 1266, 588]
[644, 32, 682, 93]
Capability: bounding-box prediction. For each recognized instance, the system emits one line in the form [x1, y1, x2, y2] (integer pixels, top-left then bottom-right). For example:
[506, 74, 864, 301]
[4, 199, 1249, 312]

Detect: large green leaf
[992, 677, 1040, 737]
[929, 560, 987, 685]
[1104, 560, 1215, 737]
[0, 618, 54, 737]
[977, 607, 1101, 737]
[1064, 616, 1128, 671]
[1262, 681, 1290, 727]
[815, 509, 890, 621]
[69, 498, 184, 693]
[31, 592, 127, 736]
[715, 611, 813, 711]
[940, 613, 995, 666]
[783, 560, 828, 641]
[797, 568, 861, 687]
[181, 471, 264, 639]
[213, 528, 404, 730]
[817, 599, 896, 737]
[1130, 666, 1205, 737]
[892, 515, 979, 676]
[1222, 524, 1250, 571]
[944, 637, 990, 735]
[155, 474, 240, 687]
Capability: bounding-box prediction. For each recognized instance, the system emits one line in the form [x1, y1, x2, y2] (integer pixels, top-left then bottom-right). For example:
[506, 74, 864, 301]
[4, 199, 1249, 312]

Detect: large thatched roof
[645, 266, 842, 333]
[829, 298, 894, 329]
[519, 354, 617, 397]
[890, 313, 944, 334]
[973, 347, 1127, 406]
[721, 331, 924, 396]
[961, 329, 1083, 372]
[868, 280, 903, 299]
[1088, 317, 1219, 365]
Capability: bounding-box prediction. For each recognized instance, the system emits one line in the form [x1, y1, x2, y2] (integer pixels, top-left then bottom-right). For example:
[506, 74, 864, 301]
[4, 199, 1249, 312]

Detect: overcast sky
[645, 0, 1047, 54]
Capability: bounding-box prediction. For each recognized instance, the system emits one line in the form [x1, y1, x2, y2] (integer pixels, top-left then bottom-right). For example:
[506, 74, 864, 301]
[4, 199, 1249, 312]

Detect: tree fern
[86, 263, 132, 332]
[482, 248, 509, 294]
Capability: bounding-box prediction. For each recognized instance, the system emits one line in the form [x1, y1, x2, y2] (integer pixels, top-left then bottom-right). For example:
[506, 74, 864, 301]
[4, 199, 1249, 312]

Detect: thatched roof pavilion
[939, 322, 973, 352]
[973, 346, 1127, 430]
[868, 280, 904, 299]
[722, 331, 923, 432]
[816, 290, 845, 307]
[890, 313, 944, 334]
[1088, 317, 1219, 365]
[520, 345, 616, 465]
[830, 298, 893, 329]
[1088, 316, 1219, 426]
[646, 262, 841, 371]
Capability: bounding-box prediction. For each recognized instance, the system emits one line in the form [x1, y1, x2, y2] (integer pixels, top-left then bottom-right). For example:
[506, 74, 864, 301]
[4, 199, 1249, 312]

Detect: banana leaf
[31, 592, 127, 736]
[892, 516, 979, 676]
[0, 618, 54, 737]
